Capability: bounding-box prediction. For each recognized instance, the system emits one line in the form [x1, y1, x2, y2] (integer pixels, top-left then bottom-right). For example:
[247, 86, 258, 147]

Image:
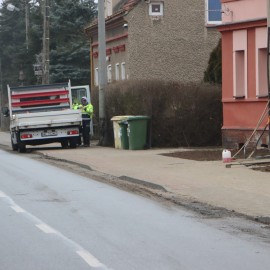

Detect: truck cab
[71, 85, 93, 136]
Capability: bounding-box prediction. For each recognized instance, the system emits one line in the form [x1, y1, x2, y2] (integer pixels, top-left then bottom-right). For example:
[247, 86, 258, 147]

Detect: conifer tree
[0, 0, 35, 87]
[50, 0, 97, 85]
[0, 0, 97, 87]
[204, 39, 222, 84]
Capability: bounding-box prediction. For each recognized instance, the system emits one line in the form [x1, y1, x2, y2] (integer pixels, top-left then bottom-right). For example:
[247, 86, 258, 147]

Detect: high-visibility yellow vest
[72, 103, 81, 110]
[82, 103, 93, 118]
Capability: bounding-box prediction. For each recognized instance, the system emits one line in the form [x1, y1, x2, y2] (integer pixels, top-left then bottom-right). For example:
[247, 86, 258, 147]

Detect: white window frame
[115, 63, 120, 81]
[205, 0, 221, 25]
[107, 65, 112, 83]
[94, 68, 99, 86]
[121, 62, 126, 80]
[149, 2, 164, 16]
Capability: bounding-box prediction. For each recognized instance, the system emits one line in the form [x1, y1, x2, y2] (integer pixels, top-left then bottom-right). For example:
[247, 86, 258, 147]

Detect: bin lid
[125, 115, 150, 121]
[111, 115, 133, 121]
[119, 121, 128, 125]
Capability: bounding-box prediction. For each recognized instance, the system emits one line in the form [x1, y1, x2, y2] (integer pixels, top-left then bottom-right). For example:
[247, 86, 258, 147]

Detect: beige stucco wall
[125, 0, 221, 82]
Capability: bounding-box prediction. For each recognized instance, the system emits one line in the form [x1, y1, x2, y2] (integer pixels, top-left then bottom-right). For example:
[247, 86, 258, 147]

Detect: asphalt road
[1, 149, 270, 270]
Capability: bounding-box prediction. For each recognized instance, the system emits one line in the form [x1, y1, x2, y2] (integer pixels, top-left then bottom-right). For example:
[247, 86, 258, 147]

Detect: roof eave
[85, 10, 127, 37]
[84, 0, 140, 36]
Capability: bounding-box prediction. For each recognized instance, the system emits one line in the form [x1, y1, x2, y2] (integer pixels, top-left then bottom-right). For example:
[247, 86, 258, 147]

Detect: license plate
[41, 130, 57, 137]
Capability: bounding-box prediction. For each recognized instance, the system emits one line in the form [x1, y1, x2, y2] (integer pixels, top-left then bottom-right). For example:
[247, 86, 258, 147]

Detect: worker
[80, 96, 93, 147]
[72, 98, 82, 145]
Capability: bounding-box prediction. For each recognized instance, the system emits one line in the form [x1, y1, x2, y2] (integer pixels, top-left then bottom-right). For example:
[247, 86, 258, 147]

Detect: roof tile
[85, 0, 140, 31]
[122, 0, 141, 11]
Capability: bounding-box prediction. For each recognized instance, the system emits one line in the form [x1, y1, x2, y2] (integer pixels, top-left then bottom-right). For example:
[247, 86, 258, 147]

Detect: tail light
[21, 134, 33, 139]
[67, 130, 79, 135]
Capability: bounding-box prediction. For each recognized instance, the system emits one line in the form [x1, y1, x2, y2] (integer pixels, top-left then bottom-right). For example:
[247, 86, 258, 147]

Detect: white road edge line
[77, 250, 105, 268]
[11, 205, 25, 213]
[36, 223, 57, 234]
[0, 191, 7, 198]
[0, 189, 111, 270]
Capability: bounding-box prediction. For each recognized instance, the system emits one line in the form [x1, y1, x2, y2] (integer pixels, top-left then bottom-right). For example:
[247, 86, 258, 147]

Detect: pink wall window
[234, 51, 245, 97]
[256, 27, 268, 97]
[257, 48, 268, 97]
[233, 30, 247, 98]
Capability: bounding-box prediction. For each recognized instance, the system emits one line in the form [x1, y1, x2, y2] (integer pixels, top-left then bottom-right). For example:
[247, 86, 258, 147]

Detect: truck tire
[61, 139, 69, 149]
[11, 139, 18, 151]
[69, 138, 77, 149]
[17, 143, 26, 153]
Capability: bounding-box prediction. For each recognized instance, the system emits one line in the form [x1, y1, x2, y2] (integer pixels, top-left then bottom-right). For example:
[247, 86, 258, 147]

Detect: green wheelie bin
[119, 121, 129, 149]
[126, 116, 150, 150]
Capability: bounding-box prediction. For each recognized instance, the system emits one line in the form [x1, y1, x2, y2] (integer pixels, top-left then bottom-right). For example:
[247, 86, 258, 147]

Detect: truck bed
[10, 109, 82, 130]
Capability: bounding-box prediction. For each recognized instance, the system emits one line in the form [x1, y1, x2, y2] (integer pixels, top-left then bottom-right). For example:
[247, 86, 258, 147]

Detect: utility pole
[25, 0, 29, 51]
[42, 0, 50, 84]
[98, 0, 108, 145]
[0, 58, 3, 129]
[267, 0, 270, 148]
[0, 57, 7, 131]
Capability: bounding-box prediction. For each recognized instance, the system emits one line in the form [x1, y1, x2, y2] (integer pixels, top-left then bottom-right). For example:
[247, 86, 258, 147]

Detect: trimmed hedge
[92, 80, 222, 147]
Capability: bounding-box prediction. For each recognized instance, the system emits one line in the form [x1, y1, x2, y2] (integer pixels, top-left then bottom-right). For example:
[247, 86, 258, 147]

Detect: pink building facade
[219, 0, 269, 148]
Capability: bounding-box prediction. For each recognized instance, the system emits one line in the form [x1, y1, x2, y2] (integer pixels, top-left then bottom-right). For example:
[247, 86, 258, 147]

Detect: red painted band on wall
[92, 33, 128, 47]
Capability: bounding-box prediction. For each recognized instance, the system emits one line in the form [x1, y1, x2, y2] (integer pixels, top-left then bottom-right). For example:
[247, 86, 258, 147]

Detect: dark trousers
[78, 126, 82, 145]
[82, 118, 91, 146]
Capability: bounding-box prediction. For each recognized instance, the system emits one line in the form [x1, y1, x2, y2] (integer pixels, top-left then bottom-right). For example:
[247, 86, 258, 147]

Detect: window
[115, 63, 120, 81]
[71, 88, 87, 103]
[206, 0, 221, 24]
[256, 28, 268, 98]
[257, 49, 268, 97]
[233, 30, 247, 98]
[121, 62, 126, 80]
[107, 65, 112, 83]
[234, 51, 245, 98]
[149, 2, 164, 16]
[94, 68, 99, 86]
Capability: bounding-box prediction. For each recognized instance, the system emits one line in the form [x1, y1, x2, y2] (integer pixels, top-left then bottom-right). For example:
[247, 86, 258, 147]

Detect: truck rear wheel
[11, 139, 18, 151]
[69, 138, 77, 149]
[61, 139, 69, 149]
[17, 143, 26, 153]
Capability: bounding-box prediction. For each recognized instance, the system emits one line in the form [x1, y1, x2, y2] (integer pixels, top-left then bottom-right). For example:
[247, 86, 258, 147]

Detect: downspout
[267, 0, 270, 148]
